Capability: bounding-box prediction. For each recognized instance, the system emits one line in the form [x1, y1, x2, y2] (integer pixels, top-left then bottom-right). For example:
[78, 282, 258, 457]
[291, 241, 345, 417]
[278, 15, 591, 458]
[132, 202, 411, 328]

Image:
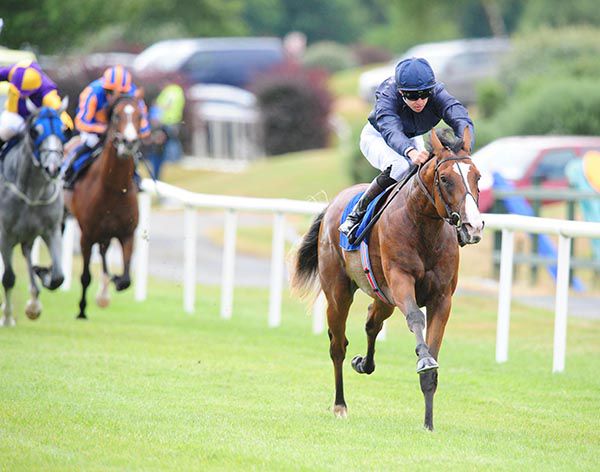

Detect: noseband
[417, 155, 476, 228]
[108, 98, 141, 158]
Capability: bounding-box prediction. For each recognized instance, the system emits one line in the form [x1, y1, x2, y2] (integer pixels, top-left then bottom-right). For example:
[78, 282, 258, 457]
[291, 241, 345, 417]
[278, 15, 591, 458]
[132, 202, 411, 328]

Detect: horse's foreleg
[112, 235, 133, 291]
[38, 227, 65, 290]
[22, 242, 42, 320]
[0, 244, 16, 327]
[96, 242, 111, 308]
[420, 296, 452, 431]
[389, 275, 438, 373]
[352, 300, 394, 375]
[77, 240, 93, 320]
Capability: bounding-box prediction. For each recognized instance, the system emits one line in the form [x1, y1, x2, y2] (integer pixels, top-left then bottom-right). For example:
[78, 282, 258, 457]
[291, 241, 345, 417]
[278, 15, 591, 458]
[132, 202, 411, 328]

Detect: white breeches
[0, 111, 25, 141]
[80, 132, 100, 147]
[359, 122, 425, 181]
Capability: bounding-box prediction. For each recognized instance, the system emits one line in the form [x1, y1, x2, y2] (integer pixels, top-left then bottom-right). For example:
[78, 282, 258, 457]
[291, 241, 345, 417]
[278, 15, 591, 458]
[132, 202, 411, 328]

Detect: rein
[351, 164, 419, 246]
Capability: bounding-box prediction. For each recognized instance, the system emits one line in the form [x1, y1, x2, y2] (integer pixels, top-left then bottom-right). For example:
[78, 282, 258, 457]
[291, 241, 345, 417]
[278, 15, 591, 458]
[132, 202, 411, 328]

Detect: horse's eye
[440, 175, 450, 184]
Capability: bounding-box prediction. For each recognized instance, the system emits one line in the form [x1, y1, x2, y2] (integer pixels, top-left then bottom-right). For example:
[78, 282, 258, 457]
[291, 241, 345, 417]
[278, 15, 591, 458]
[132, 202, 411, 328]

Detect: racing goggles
[400, 88, 433, 101]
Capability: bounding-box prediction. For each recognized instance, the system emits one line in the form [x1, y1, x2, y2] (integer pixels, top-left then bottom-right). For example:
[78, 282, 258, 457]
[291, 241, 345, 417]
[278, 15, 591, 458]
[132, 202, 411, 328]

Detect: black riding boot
[339, 167, 397, 239]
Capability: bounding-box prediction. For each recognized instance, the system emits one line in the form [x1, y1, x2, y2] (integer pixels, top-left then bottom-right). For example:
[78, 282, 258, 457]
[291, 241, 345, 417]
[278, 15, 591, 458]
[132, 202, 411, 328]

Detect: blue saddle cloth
[339, 191, 388, 251]
[71, 148, 93, 172]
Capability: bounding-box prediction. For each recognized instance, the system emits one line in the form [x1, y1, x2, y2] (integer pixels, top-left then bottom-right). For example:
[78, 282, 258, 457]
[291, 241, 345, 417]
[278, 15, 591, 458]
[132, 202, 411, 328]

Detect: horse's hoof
[76, 313, 88, 320]
[47, 276, 64, 291]
[112, 276, 130, 292]
[416, 357, 439, 373]
[96, 295, 110, 308]
[423, 423, 434, 432]
[351, 355, 364, 373]
[333, 405, 347, 418]
[25, 300, 42, 320]
[0, 316, 15, 327]
[351, 355, 374, 375]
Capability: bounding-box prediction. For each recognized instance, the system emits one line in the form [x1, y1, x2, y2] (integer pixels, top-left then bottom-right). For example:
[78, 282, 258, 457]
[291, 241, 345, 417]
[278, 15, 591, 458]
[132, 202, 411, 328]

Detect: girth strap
[360, 240, 394, 305]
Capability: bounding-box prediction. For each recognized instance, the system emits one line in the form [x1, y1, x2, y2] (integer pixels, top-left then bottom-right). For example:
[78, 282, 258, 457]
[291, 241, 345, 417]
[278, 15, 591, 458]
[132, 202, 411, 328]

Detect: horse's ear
[59, 96, 69, 114]
[462, 126, 472, 154]
[26, 98, 40, 115]
[430, 128, 444, 156]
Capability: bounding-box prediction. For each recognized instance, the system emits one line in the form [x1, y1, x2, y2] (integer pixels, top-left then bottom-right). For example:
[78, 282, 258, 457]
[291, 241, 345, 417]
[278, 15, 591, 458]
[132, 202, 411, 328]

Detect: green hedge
[476, 78, 600, 147]
[302, 41, 357, 74]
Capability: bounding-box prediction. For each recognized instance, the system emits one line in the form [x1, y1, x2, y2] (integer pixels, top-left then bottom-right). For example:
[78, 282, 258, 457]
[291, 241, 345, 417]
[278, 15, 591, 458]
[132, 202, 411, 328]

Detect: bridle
[416, 154, 477, 228]
[108, 97, 142, 158]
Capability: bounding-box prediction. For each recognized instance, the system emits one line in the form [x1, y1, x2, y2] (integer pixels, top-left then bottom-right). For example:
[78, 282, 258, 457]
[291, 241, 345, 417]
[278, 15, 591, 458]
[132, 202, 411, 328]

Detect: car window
[532, 149, 578, 181]
[182, 49, 283, 87]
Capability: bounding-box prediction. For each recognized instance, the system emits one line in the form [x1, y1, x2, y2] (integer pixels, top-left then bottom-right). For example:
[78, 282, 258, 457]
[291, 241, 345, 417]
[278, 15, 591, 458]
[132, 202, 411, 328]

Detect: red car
[472, 136, 600, 211]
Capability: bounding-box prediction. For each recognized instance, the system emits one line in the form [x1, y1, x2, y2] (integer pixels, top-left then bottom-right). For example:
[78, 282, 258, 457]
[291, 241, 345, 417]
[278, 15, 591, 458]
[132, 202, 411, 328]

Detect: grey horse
[0, 99, 68, 326]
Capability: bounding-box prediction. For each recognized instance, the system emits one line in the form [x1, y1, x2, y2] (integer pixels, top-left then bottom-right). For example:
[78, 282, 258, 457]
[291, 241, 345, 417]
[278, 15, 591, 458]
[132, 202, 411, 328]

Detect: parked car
[358, 37, 511, 105]
[133, 37, 286, 89]
[472, 136, 600, 211]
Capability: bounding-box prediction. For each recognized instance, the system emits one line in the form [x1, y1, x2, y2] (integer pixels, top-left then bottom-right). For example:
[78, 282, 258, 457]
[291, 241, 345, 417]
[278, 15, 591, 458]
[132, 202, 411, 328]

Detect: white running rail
[56, 179, 600, 373]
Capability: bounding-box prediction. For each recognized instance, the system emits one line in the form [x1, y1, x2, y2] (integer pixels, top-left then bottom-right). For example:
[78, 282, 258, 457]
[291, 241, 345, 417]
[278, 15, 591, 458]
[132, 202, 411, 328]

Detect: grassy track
[1, 277, 598, 470]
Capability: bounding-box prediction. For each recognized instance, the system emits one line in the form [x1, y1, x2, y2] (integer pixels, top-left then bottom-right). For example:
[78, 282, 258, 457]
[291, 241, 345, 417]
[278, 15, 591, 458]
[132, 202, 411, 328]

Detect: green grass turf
[0, 276, 598, 470]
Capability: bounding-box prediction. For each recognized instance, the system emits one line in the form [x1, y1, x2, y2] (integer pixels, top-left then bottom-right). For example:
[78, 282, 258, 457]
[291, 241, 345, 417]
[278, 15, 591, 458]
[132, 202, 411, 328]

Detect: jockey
[63, 65, 150, 189]
[339, 57, 475, 240]
[0, 60, 73, 150]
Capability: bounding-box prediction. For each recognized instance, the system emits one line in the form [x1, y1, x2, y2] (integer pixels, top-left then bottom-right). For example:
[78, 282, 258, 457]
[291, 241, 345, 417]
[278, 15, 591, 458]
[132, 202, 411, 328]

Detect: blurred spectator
[144, 83, 185, 179]
[283, 31, 307, 63]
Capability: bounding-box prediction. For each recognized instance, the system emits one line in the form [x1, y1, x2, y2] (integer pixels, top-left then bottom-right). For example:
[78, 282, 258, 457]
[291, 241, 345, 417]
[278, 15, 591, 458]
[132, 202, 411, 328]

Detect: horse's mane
[425, 128, 464, 154]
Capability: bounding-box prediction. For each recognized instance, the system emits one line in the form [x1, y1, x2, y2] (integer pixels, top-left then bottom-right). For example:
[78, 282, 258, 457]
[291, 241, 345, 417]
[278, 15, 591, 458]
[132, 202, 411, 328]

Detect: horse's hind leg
[323, 272, 354, 418]
[112, 235, 133, 291]
[0, 243, 16, 327]
[96, 242, 111, 308]
[351, 299, 394, 375]
[22, 242, 42, 320]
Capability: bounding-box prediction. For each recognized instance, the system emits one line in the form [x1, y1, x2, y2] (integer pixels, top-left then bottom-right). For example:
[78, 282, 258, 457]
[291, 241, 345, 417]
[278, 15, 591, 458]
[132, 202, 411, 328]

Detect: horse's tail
[290, 209, 325, 300]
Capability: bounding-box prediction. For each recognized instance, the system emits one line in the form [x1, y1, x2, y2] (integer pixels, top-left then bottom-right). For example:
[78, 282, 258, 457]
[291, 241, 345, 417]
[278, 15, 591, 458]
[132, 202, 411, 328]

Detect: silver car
[358, 37, 511, 106]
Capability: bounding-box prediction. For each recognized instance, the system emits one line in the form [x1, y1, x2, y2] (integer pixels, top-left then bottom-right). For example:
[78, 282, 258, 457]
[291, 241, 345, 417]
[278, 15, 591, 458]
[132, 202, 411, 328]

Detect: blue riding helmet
[395, 57, 436, 91]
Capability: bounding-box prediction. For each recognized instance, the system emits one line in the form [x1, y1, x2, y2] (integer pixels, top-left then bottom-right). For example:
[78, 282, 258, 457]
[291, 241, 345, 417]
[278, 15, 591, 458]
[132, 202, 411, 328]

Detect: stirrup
[339, 217, 361, 239]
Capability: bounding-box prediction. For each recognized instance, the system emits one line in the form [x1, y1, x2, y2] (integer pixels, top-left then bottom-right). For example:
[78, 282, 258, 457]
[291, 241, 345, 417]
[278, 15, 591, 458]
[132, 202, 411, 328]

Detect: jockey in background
[63, 65, 150, 189]
[0, 60, 73, 151]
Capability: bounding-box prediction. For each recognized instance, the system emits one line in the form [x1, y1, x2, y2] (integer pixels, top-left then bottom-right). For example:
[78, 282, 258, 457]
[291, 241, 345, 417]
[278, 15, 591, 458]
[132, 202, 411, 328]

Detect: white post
[31, 237, 41, 265]
[134, 192, 151, 301]
[312, 291, 326, 334]
[553, 234, 571, 373]
[496, 229, 515, 363]
[183, 206, 197, 314]
[268, 212, 285, 327]
[61, 217, 76, 291]
[220, 209, 237, 319]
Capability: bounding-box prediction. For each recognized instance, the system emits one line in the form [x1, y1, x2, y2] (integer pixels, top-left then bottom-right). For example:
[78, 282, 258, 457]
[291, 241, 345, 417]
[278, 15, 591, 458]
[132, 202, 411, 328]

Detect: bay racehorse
[0, 100, 68, 326]
[64, 95, 143, 319]
[291, 128, 484, 430]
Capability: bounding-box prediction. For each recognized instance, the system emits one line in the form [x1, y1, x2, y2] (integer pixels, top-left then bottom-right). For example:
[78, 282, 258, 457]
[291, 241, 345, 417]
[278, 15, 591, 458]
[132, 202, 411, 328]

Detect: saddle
[339, 187, 394, 251]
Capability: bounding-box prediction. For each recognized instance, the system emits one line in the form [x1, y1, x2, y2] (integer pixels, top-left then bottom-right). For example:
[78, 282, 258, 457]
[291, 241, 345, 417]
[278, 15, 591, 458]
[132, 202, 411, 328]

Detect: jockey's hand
[407, 149, 429, 165]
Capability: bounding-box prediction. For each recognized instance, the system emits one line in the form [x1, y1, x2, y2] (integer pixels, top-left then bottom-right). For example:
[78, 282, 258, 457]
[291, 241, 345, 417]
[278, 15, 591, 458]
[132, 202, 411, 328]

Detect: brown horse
[64, 96, 143, 319]
[291, 128, 483, 430]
